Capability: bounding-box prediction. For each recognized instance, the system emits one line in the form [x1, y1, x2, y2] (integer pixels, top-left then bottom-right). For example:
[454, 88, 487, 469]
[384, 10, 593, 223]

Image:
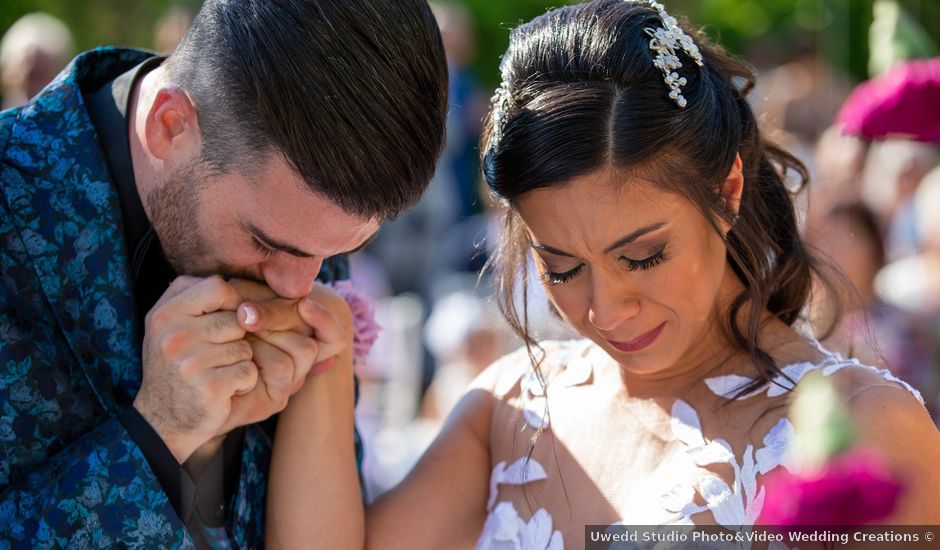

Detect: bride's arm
[363, 382, 494, 549]
[265, 297, 363, 549]
[267, 350, 364, 548]
[267, 331, 498, 550]
[845, 382, 940, 523]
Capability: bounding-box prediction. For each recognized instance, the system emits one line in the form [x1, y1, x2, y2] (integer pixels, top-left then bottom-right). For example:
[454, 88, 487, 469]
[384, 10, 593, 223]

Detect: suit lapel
[0, 49, 154, 413]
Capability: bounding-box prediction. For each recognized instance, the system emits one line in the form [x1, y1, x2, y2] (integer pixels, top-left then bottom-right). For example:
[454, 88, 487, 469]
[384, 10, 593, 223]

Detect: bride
[265, 1, 940, 547]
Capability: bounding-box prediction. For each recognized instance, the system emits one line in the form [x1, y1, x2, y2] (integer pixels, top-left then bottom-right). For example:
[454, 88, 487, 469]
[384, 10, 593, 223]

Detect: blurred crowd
[2, 0, 938, 501]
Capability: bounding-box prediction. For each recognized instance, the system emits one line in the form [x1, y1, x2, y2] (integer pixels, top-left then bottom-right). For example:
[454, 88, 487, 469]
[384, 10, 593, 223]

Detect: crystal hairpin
[489, 0, 704, 150]
[488, 85, 512, 149]
[638, 0, 704, 108]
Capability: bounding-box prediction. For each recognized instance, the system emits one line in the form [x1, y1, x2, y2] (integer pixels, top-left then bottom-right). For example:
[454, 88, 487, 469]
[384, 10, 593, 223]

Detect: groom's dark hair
[164, 0, 448, 220]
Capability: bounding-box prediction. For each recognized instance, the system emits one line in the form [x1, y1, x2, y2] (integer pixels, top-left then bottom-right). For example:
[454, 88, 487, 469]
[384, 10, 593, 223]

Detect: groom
[0, 0, 447, 547]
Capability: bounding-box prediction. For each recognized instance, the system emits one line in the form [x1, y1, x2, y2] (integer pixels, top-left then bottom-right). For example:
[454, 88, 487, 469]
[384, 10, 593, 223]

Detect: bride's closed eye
[541, 244, 671, 286]
[542, 264, 583, 285]
[622, 243, 669, 272]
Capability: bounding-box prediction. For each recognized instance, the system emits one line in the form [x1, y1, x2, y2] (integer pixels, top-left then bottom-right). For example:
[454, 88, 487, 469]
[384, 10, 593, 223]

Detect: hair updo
[481, 0, 837, 396]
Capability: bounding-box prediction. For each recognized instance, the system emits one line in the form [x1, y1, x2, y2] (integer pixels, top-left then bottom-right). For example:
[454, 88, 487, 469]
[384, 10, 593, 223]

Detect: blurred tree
[869, 0, 937, 77]
[1, 0, 201, 54]
[1, 0, 201, 104]
[2, 0, 939, 100]
[461, 0, 940, 90]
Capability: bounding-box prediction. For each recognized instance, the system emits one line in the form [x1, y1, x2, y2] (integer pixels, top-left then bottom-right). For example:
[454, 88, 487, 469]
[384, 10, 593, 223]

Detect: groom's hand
[134, 276, 258, 464]
[217, 279, 352, 434]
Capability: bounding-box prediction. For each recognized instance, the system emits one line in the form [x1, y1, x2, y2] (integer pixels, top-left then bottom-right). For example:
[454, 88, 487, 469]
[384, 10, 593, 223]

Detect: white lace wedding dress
[475, 340, 925, 550]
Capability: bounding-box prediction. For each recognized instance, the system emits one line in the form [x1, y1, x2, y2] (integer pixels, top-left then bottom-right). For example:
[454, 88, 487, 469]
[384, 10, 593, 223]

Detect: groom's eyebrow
[246, 222, 379, 258]
[246, 223, 315, 258]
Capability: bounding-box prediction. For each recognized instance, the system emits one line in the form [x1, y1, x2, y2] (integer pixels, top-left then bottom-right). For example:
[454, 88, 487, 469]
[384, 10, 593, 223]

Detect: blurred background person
[811, 202, 934, 402]
[152, 4, 195, 55]
[873, 168, 940, 419]
[362, 0, 489, 409]
[752, 43, 854, 171]
[430, 1, 487, 223]
[0, 12, 73, 109]
[421, 288, 512, 421]
[807, 125, 870, 217]
[861, 140, 938, 261]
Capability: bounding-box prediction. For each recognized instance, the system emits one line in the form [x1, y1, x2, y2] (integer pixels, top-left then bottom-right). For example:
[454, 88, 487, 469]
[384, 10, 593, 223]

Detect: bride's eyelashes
[541, 244, 671, 286]
[542, 264, 582, 285]
[624, 244, 670, 272]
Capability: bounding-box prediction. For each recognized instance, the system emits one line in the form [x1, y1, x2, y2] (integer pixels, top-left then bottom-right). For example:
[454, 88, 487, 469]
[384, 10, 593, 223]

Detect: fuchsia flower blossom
[757, 372, 905, 527]
[836, 57, 940, 142]
[328, 280, 380, 366]
[759, 448, 903, 526]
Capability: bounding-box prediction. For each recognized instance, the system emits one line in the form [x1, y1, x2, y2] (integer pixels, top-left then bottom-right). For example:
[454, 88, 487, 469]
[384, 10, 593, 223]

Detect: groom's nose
[260, 256, 324, 299]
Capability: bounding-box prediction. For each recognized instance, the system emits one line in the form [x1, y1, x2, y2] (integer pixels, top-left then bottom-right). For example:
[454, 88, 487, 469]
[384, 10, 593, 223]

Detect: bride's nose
[587, 271, 641, 332]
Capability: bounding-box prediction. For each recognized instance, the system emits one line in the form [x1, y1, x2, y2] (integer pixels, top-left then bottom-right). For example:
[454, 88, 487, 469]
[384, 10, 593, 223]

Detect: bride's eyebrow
[530, 221, 668, 257]
[602, 222, 668, 252]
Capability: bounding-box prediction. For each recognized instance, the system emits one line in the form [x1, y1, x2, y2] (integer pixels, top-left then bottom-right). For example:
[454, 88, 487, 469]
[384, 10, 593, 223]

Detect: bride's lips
[607, 322, 666, 352]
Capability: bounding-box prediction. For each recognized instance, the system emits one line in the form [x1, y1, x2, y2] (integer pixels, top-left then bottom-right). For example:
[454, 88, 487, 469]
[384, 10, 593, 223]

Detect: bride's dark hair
[481, 0, 839, 398]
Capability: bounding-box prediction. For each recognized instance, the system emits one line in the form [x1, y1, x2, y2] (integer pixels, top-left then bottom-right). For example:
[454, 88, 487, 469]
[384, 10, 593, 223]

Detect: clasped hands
[133, 275, 354, 464]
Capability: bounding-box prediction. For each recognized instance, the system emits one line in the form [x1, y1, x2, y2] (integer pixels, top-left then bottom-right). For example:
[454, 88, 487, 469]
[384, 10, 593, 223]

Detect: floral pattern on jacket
[0, 47, 355, 549]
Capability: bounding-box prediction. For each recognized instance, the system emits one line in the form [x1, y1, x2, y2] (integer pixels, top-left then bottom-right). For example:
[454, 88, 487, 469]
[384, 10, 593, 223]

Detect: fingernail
[240, 305, 258, 326]
[310, 357, 336, 375]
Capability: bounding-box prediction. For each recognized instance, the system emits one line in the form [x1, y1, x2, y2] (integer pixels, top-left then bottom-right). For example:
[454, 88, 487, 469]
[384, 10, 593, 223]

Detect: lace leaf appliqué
[479, 458, 563, 550]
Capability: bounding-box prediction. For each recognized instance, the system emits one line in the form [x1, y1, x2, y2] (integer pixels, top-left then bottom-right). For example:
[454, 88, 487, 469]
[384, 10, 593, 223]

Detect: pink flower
[836, 57, 940, 142]
[758, 449, 903, 526]
[328, 280, 381, 366]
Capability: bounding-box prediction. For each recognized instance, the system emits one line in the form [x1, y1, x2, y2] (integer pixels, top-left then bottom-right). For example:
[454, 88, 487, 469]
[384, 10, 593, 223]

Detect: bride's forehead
[516, 175, 685, 218]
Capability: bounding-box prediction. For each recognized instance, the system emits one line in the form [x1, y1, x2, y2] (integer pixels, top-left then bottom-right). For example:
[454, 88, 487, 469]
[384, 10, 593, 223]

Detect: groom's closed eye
[248, 225, 316, 259]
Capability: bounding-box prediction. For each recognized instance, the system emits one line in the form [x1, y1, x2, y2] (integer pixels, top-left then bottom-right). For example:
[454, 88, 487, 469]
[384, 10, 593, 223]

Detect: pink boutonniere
[327, 280, 380, 366]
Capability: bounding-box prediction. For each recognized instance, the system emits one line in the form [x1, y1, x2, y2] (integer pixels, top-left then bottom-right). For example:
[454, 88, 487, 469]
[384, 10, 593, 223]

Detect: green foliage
[461, 0, 940, 88]
[457, 0, 577, 89]
[2, 0, 939, 90]
[1, 0, 200, 54]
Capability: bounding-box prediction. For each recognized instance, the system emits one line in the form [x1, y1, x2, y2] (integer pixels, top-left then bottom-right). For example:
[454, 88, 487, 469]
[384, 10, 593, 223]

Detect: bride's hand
[230, 279, 354, 368]
[215, 279, 353, 433]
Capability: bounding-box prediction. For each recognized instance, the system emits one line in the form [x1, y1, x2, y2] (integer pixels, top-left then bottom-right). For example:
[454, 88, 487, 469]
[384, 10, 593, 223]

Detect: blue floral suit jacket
[0, 48, 356, 549]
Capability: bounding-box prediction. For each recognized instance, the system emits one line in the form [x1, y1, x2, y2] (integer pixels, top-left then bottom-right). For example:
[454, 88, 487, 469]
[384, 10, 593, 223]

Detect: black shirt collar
[86, 56, 164, 256]
[86, 56, 179, 330]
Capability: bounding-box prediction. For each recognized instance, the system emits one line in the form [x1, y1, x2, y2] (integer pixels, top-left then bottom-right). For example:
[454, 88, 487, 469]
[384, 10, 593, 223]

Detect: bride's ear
[719, 153, 744, 232]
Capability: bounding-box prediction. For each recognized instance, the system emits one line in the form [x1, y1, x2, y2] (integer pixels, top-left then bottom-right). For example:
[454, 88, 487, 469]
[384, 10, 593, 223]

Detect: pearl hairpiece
[639, 0, 704, 108]
[487, 0, 704, 151]
[488, 85, 512, 150]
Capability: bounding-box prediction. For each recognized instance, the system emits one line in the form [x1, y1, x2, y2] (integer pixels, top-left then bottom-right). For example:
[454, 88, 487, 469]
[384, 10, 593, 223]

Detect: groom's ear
[145, 85, 201, 163]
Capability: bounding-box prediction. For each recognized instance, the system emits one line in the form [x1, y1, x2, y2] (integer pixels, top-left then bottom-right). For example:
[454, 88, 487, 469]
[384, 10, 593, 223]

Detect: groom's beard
[146, 160, 263, 285]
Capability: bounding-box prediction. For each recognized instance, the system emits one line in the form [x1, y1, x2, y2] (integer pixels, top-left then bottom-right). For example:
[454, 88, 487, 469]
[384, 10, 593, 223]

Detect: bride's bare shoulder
[470, 339, 588, 399]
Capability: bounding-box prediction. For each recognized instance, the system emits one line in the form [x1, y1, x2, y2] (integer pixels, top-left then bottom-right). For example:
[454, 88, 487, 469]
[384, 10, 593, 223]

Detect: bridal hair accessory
[488, 85, 512, 149]
[488, 0, 704, 149]
[639, 0, 704, 108]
